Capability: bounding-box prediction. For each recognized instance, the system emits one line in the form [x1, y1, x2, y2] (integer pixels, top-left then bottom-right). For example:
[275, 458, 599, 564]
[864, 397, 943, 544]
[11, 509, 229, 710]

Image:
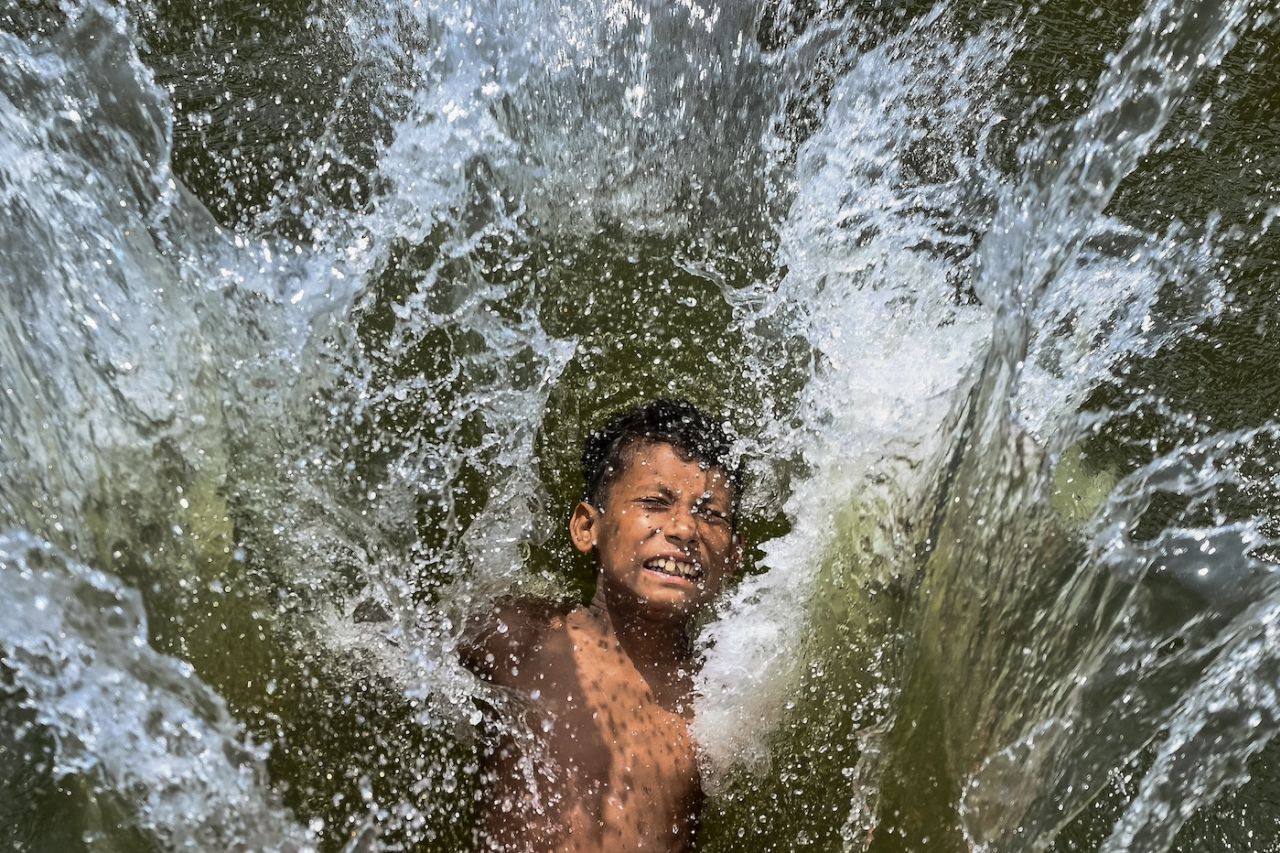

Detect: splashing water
[0, 532, 313, 849]
[1, 0, 1278, 849]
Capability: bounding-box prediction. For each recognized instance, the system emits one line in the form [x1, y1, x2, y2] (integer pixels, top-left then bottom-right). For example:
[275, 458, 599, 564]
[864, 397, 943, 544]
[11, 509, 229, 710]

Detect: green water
[2, 0, 1278, 849]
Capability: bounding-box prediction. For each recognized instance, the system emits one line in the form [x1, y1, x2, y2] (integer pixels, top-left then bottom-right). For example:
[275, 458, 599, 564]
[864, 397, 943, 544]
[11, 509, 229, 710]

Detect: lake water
[1, 0, 1278, 849]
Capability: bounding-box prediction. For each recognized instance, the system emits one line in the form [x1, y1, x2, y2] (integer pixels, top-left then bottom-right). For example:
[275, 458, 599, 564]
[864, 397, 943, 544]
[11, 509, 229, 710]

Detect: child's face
[570, 441, 739, 620]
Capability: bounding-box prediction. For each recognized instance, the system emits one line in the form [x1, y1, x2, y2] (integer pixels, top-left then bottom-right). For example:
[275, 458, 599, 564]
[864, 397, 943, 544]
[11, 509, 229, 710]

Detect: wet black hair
[581, 399, 740, 513]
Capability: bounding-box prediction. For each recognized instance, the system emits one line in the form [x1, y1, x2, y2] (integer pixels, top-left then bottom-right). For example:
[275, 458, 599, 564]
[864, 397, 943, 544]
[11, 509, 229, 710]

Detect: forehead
[612, 441, 733, 498]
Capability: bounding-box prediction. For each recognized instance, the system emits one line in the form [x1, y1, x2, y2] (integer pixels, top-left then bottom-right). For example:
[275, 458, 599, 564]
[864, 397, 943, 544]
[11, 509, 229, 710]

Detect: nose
[663, 504, 697, 545]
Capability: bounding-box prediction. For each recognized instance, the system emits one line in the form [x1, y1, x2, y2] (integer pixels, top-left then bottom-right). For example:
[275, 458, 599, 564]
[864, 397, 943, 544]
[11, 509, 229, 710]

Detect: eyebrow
[636, 483, 729, 507]
[639, 485, 677, 499]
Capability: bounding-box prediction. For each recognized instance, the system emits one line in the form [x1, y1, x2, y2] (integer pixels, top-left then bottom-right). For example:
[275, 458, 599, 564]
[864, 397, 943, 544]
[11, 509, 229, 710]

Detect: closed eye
[695, 506, 730, 524]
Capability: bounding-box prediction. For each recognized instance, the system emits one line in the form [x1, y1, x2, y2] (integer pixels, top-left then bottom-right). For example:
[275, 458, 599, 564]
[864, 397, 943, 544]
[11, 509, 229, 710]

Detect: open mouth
[643, 556, 702, 581]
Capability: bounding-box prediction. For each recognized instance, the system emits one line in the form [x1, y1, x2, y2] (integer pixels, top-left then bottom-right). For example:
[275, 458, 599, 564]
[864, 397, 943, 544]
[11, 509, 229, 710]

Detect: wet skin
[462, 441, 740, 852]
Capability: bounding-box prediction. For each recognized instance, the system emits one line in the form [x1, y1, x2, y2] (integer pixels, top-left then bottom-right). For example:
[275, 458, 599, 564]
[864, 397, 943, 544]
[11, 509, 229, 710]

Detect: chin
[636, 589, 706, 619]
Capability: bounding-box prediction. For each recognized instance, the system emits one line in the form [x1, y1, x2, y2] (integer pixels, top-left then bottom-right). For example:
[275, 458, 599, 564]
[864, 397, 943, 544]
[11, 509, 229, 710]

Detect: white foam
[0, 531, 312, 849]
[694, 19, 1004, 783]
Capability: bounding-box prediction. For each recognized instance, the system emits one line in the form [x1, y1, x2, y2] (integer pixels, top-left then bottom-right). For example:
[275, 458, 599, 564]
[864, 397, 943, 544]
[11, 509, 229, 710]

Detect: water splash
[695, 7, 1005, 781]
[695, 0, 1279, 848]
[1, 0, 1277, 848]
[0, 531, 313, 849]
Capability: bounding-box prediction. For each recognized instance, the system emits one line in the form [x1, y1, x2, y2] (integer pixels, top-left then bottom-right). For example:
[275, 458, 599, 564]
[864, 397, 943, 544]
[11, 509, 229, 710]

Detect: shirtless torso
[461, 432, 740, 852]
[464, 601, 702, 852]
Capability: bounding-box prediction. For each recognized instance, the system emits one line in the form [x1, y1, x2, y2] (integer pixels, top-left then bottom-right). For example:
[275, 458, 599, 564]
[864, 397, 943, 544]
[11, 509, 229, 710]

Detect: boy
[461, 399, 742, 852]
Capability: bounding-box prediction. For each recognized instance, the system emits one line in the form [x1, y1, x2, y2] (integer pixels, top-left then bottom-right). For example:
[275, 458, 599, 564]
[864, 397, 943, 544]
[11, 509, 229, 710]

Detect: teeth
[647, 557, 699, 579]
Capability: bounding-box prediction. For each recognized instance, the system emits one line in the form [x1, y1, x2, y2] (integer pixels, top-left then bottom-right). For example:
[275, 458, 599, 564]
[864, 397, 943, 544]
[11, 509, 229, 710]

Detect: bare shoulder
[458, 596, 572, 685]
[561, 605, 611, 646]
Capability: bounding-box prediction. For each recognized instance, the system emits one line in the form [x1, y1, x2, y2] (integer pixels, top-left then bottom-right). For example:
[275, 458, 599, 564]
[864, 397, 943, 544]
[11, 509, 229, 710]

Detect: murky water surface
[1, 0, 1278, 849]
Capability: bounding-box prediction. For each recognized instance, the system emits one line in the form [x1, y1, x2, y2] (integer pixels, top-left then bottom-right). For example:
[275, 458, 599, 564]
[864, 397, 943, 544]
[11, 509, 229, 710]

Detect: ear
[569, 501, 601, 554]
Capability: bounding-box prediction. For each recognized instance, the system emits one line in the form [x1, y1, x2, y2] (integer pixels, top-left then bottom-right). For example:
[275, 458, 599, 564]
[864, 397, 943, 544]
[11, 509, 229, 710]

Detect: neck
[589, 587, 693, 678]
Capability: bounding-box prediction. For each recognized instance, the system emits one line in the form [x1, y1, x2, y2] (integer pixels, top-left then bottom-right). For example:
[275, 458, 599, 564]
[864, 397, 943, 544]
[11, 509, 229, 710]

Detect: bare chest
[551, 650, 695, 774]
[532, 638, 701, 845]
[480, 614, 705, 851]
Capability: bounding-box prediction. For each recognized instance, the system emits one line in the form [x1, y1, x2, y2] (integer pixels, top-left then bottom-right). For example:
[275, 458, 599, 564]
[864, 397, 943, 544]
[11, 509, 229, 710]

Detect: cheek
[629, 512, 660, 535]
[705, 528, 734, 556]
